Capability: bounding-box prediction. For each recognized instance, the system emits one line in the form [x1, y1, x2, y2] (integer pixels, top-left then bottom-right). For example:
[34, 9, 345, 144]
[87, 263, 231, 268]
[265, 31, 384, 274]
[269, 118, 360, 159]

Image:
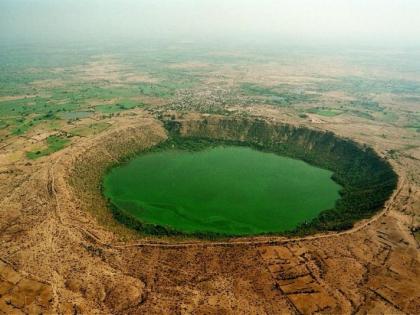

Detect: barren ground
[0, 47, 419, 314]
[0, 107, 419, 314]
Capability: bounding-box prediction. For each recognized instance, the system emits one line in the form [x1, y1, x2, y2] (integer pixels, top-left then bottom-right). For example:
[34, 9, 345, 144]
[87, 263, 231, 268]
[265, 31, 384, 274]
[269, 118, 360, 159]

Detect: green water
[103, 146, 342, 236]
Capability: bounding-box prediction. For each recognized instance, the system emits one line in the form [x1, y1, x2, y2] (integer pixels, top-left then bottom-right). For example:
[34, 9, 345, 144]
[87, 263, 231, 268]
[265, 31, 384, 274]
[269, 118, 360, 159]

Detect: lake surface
[103, 146, 342, 236]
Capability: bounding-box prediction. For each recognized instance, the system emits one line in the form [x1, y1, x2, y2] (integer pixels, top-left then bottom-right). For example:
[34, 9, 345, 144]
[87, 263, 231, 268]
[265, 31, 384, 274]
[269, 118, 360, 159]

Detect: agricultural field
[0, 41, 419, 314]
[1, 42, 419, 151]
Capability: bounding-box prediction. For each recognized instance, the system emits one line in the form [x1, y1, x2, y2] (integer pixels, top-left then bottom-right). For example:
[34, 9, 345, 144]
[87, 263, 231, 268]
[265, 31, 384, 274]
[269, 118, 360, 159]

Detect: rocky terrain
[0, 110, 419, 314]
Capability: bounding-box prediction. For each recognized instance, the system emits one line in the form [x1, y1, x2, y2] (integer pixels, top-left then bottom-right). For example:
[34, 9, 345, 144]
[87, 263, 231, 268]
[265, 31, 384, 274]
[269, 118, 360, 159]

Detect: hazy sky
[1, 0, 419, 45]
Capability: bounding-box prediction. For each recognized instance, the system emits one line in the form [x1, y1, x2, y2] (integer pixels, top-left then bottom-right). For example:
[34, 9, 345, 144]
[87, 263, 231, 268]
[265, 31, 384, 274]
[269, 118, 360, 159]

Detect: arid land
[0, 44, 419, 314]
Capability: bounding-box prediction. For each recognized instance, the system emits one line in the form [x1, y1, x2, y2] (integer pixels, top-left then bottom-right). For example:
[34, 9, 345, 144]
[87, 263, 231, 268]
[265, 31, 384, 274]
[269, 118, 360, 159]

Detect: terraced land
[0, 43, 419, 314]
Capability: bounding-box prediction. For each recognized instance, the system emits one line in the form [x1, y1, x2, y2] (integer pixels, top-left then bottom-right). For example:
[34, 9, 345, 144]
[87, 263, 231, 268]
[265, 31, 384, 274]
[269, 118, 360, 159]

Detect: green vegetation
[403, 113, 420, 132]
[240, 83, 316, 106]
[0, 44, 201, 139]
[348, 110, 375, 120]
[0, 44, 417, 142]
[26, 135, 70, 159]
[69, 122, 110, 137]
[376, 111, 399, 123]
[307, 107, 342, 117]
[349, 98, 383, 111]
[0, 43, 408, 239]
[57, 111, 93, 120]
[94, 101, 142, 113]
[161, 120, 398, 237]
[137, 82, 185, 97]
[0, 97, 79, 117]
[0, 120, 8, 129]
[317, 76, 420, 95]
[101, 120, 397, 238]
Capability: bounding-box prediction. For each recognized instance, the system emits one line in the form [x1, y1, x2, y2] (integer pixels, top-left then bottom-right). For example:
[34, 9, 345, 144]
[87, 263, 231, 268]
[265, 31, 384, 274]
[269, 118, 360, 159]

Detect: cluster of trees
[250, 127, 398, 236]
[108, 120, 398, 237]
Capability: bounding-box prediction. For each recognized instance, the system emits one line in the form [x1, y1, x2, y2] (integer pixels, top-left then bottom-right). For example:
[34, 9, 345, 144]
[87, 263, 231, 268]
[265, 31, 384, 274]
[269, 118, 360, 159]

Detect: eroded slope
[0, 112, 418, 314]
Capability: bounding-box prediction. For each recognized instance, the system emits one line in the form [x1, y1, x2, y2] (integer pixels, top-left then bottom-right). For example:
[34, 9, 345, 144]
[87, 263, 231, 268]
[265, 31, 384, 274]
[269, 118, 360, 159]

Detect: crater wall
[70, 114, 398, 237]
[164, 114, 398, 234]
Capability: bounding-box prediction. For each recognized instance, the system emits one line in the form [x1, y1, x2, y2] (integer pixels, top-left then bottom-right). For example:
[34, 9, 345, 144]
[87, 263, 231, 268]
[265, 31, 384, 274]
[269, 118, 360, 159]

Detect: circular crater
[71, 114, 398, 238]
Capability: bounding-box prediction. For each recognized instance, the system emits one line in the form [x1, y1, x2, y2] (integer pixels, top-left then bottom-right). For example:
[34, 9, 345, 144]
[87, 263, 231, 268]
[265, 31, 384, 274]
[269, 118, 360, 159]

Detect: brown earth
[0, 110, 419, 314]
